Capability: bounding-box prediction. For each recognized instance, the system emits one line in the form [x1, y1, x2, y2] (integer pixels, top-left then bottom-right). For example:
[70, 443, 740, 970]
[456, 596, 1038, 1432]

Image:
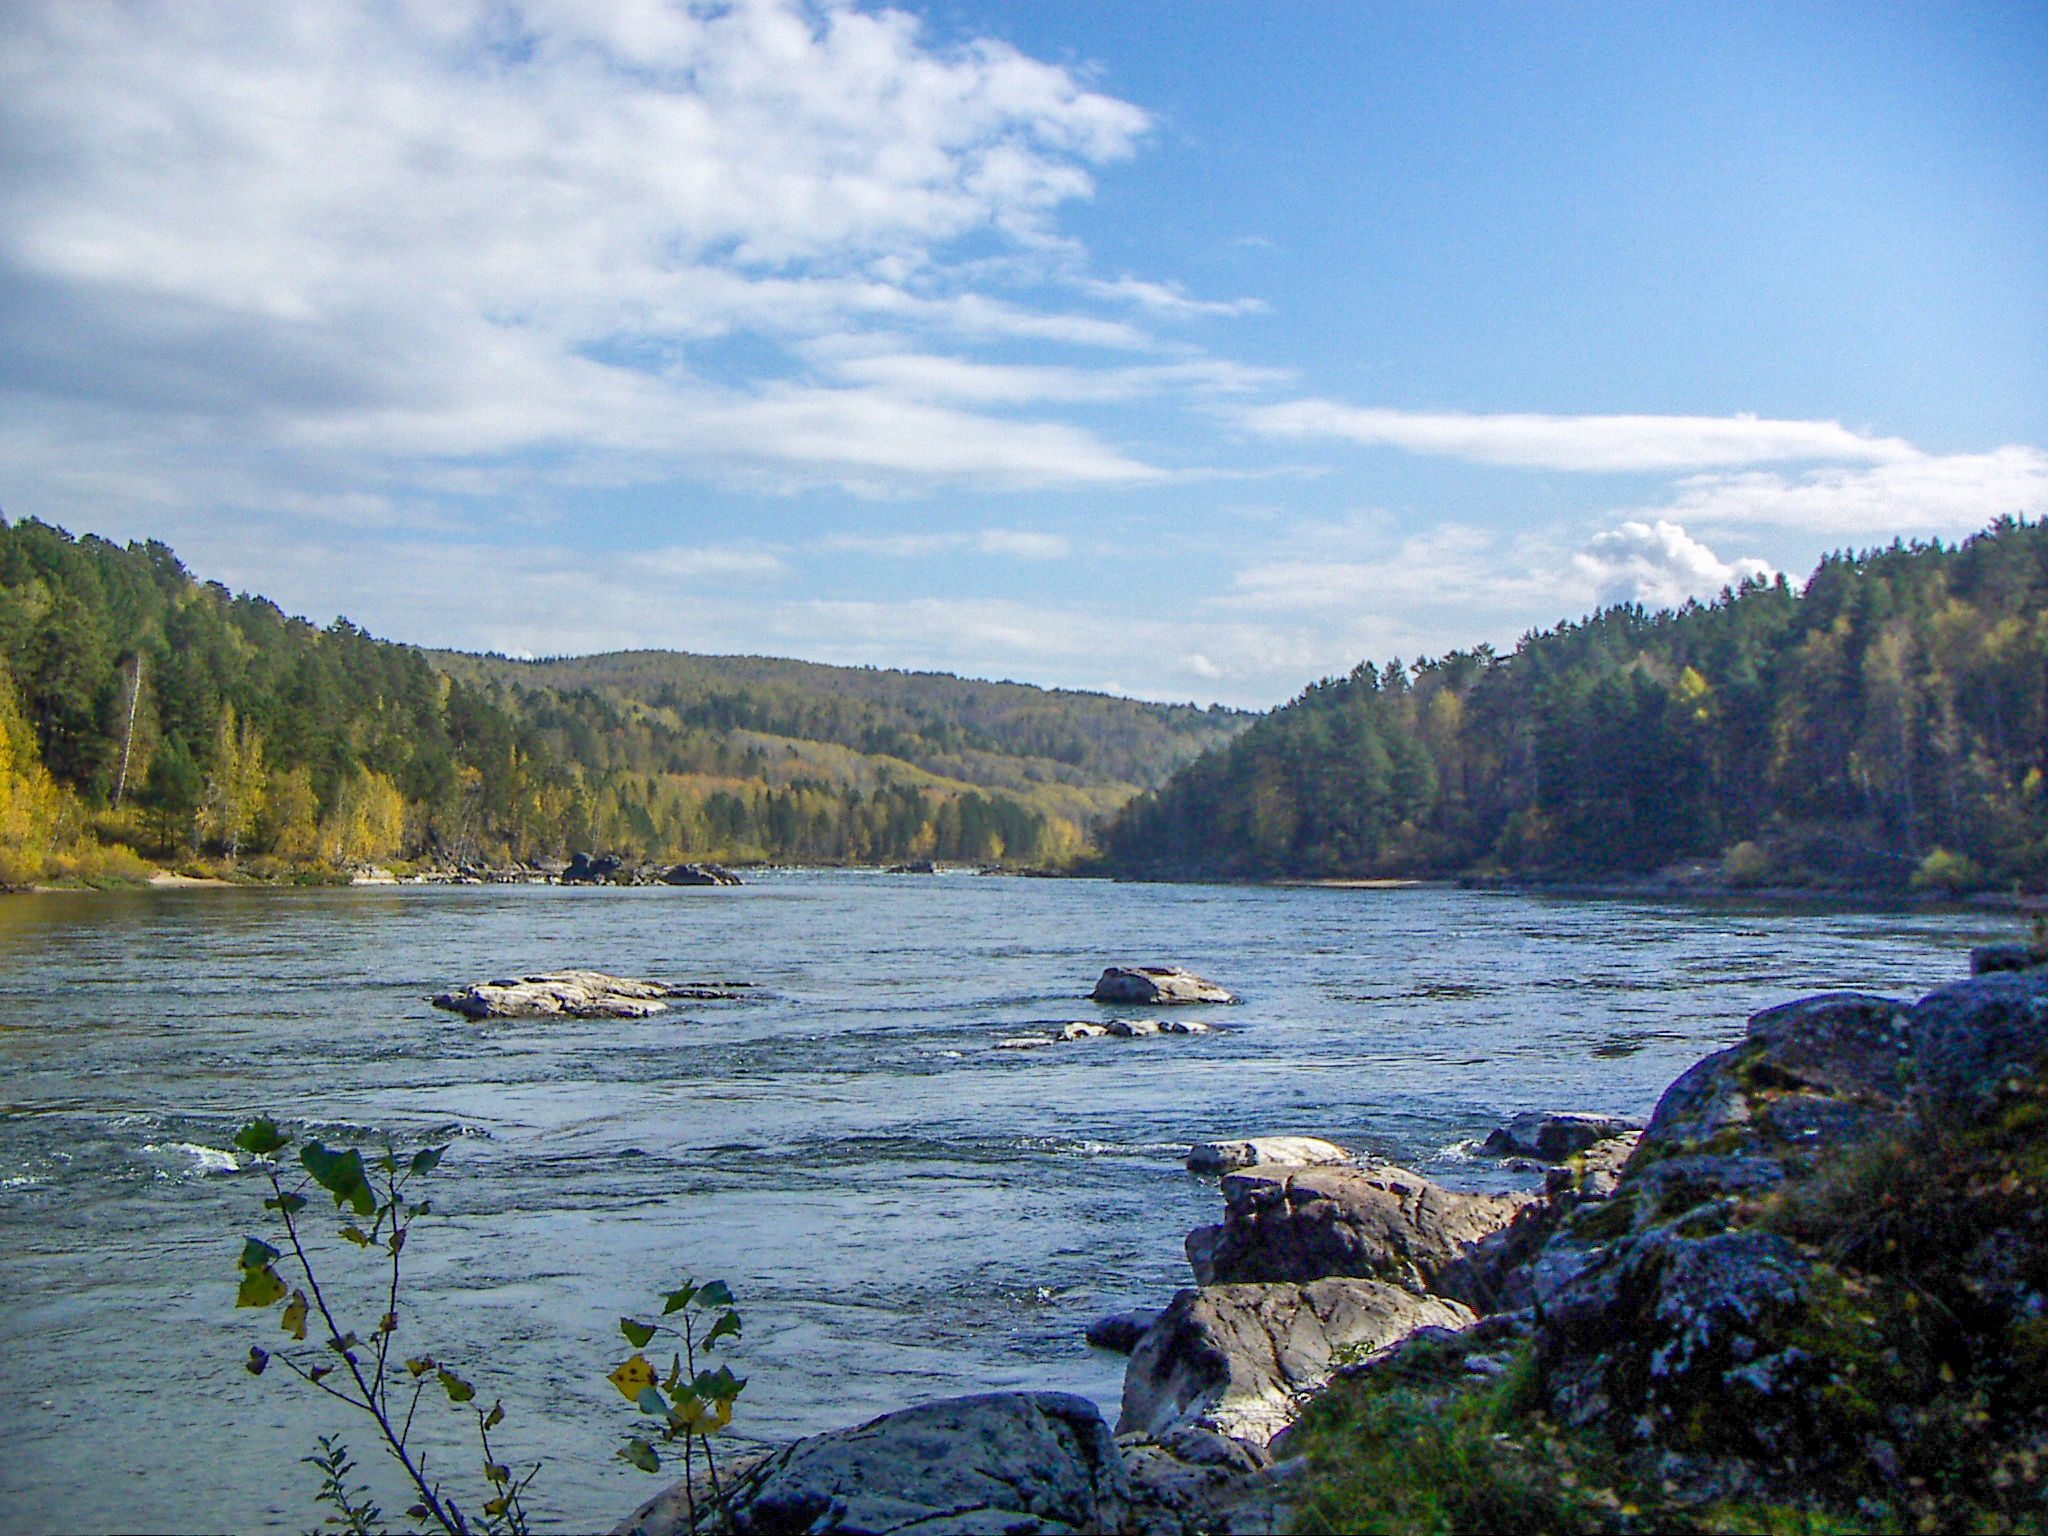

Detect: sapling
[609, 1278, 749, 1534]
[229, 1117, 538, 1535]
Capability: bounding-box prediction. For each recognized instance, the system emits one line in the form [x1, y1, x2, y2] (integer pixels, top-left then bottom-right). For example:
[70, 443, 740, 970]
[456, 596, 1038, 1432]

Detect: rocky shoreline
[612, 933, 2048, 1535]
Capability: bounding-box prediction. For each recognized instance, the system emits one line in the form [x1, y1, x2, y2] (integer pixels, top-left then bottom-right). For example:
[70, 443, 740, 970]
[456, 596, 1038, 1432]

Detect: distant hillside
[1107, 516, 2048, 895]
[0, 516, 1250, 880]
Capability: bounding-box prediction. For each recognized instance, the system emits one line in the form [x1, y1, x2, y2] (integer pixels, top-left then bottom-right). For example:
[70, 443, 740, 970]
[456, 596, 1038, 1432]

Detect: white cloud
[1080, 276, 1267, 316]
[825, 352, 1285, 404]
[818, 528, 1070, 560]
[1663, 446, 2048, 535]
[1245, 401, 1919, 471]
[0, 0, 1184, 496]
[1573, 520, 1773, 609]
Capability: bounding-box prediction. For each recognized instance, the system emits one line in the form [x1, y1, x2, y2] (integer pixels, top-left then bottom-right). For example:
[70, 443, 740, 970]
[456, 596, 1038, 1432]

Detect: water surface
[0, 874, 2001, 1532]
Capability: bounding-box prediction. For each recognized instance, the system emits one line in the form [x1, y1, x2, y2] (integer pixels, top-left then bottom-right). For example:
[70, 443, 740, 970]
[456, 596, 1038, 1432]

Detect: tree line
[0, 518, 1201, 881]
[1105, 516, 2048, 894]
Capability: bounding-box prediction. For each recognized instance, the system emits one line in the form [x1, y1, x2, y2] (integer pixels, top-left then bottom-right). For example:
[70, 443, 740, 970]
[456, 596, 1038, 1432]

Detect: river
[0, 873, 2003, 1532]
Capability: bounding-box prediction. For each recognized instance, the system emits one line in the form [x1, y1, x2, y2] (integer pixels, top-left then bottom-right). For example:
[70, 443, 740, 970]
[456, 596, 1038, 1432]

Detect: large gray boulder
[1910, 970, 2048, 1117]
[431, 970, 748, 1019]
[1186, 1163, 1532, 1293]
[1482, 1112, 1642, 1161]
[1092, 966, 1236, 1005]
[614, 1392, 1129, 1536]
[1118, 1279, 1474, 1446]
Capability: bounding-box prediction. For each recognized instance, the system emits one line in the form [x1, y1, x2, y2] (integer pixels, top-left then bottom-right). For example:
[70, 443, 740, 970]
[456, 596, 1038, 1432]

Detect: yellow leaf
[236, 1265, 288, 1309]
[280, 1290, 308, 1341]
[339, 1225, 371, 1247]
[609, 1353, 657, 1402]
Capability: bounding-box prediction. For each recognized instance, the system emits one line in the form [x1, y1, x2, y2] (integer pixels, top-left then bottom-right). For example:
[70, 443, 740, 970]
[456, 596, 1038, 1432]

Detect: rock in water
[611, 1391, 1128, 1536]
[1185, 1163, 1532, 1291]
[1086, 1308, 1162, 1353]
[1187, 1136, 1352, 1174]
[660, 863, 743, 886]
[1091, 966, 1236, 1005]
[429, 970, 744, 1019]
[1481, 1111, 1643, 1161]
[1117, 1279, 1475, 1446]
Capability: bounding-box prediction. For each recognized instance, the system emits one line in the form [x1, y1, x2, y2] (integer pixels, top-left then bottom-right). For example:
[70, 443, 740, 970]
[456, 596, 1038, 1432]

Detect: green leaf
[299, 1144, 374, 1214]
[237, 1236, 282, 1272]
[280, 1290, 308, 1340]
[438, 1368, 475, 1403]
[405, 1356, 436, 1378]
[409, 1146, 446, 1177]
[696, 1364, 746, 1402]
[660, 1282, 698, 1316]
[635, 1385, 667, 1417]
[483, 1402, 504, 1431]
[328, 1332, 360, 1356]
[246, 1345, 269, 1376]
[703, 1310, 742, 1348]
[696, 1280, 734, 1309]
[618, 1439, 660, 1474]
[232, 1118, 290, 1157]
[338, 1225, 371, 1247]
[484, 1461, 509, 1484]
[236, 1265, 288, 1308]
[377, 1152, 398, 1175]
[619, 1317, 657, 1349]
[262, 1192, 308, 1216]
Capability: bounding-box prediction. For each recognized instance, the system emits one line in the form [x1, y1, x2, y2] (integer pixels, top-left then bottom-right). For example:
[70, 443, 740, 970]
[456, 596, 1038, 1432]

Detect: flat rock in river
[1092, 966, 1236, 1005]
[1188, 1136, 1351, 1174]
[430, 970, 746, 1020]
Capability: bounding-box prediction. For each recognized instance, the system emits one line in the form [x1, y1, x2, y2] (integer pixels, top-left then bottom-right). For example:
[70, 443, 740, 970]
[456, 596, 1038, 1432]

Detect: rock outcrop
[1092, 966, 1236, 1005]
[612, 1392, 1128, 1536]
[1481, 1110, 1642, 1161]
[1187, 1136, 1350, 1175]
[660, 863, 743, 886]
[1185, 1162, 1532, 1292]
[1117, 1278, 1475, 1446]
[430, 970, 748, 1019]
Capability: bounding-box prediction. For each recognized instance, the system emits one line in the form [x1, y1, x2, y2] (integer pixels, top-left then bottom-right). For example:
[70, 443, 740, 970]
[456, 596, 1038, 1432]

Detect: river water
[0, 874, 2004, 1533]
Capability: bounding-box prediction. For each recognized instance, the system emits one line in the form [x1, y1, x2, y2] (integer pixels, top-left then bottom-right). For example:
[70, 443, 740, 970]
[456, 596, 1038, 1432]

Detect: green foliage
[610, 1277, 751, 1533]
[1111, 517, 2048, 889]
[230, 1118, 534, 1536]
[0, 516, 1248, 872]
[1910, 846, 1986, 896]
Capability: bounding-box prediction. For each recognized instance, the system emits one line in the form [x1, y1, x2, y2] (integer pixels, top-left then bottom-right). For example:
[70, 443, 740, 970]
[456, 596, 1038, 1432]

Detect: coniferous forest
[0, 516, 1244, 884]
[1106, 516, 2048, 895]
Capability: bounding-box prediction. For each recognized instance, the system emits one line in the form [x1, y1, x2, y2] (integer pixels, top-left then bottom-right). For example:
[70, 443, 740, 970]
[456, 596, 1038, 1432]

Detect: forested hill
[1106, 516, 2048, 895]
[429, 649, 1241, 794]
[0, 517, 1248, 880]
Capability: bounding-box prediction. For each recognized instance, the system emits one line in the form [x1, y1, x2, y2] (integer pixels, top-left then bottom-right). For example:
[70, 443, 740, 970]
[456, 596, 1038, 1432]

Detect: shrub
[1911, 847, 1986, 896]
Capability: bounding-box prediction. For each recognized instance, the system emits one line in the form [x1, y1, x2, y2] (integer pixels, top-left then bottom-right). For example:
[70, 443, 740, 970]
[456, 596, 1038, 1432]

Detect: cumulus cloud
[1573, 521, 1773, 609]
[0, 0, 1195, 497]
[1244, 401, 1918, 472]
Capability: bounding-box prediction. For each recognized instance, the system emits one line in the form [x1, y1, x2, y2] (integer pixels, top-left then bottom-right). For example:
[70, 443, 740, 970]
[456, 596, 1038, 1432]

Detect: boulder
[1187, 1163, 1533, 1293]
[563, 851, 624, 884]
[1971, 942, 2043, 976]
[1187, 1137, 1351, 1175]
[1092, 966, 1236, 1006]
[619, 1391, 1129, 1536]
[1087, 1308, 1162, 1353]
[1118, 1279, 1475, 1446]
[1910, 970, 2048, 1117]
[661, 863, 743, 886]
[1481, 1111, 1643, 1161]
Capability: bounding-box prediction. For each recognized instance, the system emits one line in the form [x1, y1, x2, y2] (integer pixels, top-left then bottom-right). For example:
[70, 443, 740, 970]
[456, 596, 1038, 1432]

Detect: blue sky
[2, 1, 2042, 705]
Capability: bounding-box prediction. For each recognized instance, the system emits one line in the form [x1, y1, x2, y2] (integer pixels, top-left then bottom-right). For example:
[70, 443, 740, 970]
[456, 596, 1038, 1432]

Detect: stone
[1744, 992, 1912, 1104]
[430, 970, 678, 1020]
[1482, 1112, 1643, 1161]
[1107, 1018, 1163, 1037]
[1187, 1137, 1352, 1175]
[1087, 1308, 1162, 1353]
[1092, 966, 1236, 1006]
[666, 1391, 1129, 1536]
[1910, 970, 2048, 1116]
[660, 863, 743, 886]
[1058, 1021, 1111, 1041]
[1971, 942, 2043, 976]
[1189, 1163, 1533, 1293]
[1117, 1278, 1474, 1446]
[563, 851, 623, 884]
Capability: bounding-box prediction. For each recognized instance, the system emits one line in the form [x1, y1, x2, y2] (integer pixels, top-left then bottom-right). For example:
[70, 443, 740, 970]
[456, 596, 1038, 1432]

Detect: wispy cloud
[820, 528, 1071, 560]
[1080, 276, 1268, 316]
[1245, 401, 1918, 471]
[1664, 446, 2048, 534]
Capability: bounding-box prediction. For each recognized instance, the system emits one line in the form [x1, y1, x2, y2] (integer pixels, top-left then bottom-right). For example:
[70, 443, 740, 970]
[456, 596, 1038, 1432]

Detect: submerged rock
[612, 1391, 1128, 1536]
[660, 863, 743, 886]
[1186, 1162, 1533, 1293]
[1187, 1137, 1351, 1175]
[1117, 1278, 1474, 1447]
[1092, 966, 1236, 1005]
[430, 970, 747, 1020]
